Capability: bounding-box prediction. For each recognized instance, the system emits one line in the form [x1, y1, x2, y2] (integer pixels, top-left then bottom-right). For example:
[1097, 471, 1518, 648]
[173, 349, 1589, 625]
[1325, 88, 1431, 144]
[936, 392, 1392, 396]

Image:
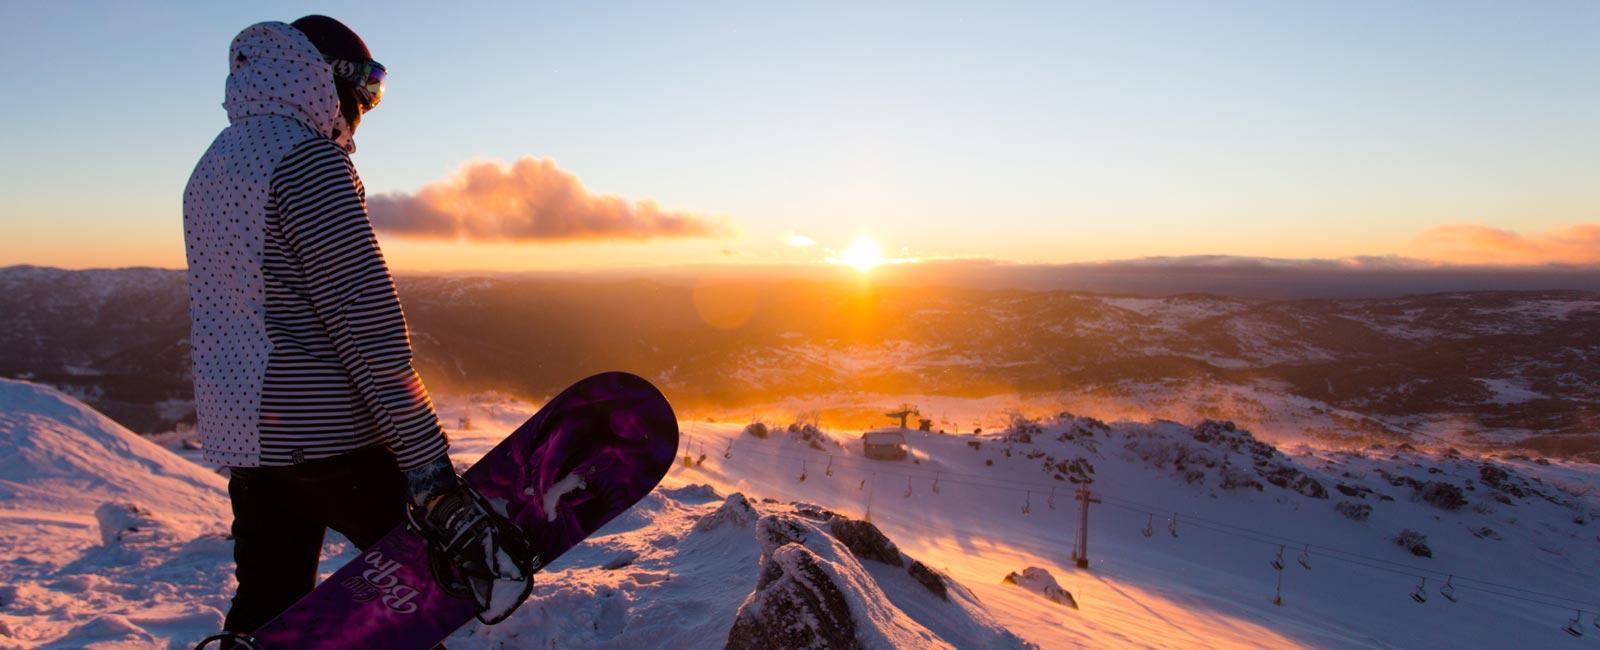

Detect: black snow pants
[223, 444, 408, 636]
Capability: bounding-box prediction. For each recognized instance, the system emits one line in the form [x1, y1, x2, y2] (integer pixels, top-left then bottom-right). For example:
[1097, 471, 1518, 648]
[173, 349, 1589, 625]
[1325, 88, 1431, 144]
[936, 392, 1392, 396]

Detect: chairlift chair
[1410, 578, 1427, 604]
[1142, 514, 1154, 538]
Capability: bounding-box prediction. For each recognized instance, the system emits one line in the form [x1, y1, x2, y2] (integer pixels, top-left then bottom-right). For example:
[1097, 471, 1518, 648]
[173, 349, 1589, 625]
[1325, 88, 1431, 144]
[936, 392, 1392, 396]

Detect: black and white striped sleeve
[270, 139, 449, 470]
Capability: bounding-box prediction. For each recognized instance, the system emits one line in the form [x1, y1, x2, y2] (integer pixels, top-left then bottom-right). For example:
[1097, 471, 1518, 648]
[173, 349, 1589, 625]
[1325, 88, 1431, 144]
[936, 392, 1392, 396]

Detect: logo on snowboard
[341, 549, 421, 614]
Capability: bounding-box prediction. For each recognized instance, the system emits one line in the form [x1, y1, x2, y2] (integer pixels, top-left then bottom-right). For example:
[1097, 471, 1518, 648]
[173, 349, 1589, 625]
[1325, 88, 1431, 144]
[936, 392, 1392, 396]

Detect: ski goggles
[327, 57, 386, 111]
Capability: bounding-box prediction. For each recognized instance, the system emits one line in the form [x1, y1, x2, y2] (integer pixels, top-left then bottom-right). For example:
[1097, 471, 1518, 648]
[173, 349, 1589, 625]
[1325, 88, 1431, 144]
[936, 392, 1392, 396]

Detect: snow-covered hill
[2, 380, 1597, 648]
[653, 414, 1600, 649]
[0, 378, 232, 648]
[5, 266, 1599, 452]
[0, 381, 1030, 649]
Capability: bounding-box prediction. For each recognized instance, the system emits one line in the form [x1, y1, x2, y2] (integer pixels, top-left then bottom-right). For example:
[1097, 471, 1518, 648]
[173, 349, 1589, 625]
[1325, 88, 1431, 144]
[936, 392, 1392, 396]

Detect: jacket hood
[223, 22, 356, 152]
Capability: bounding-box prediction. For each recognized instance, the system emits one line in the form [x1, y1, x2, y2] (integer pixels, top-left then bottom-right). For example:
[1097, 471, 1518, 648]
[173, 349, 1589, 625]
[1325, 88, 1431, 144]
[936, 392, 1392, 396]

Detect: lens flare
[834, 235, 886, 272]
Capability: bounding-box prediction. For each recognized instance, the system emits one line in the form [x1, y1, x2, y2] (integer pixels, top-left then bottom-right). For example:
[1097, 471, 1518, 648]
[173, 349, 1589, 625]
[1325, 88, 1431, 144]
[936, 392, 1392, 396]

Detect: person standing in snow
[182, 16, 525, 640]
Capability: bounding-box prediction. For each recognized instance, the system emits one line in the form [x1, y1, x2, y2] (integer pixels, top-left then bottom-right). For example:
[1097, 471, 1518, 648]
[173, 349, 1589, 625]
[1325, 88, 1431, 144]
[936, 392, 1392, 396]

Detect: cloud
[368, 157, 731, 241]
[785, 233, 818, 248]
[881, 256, 1600, 298]
[1415, 223, 1600, 265]
[1101, 255, 1434, 271]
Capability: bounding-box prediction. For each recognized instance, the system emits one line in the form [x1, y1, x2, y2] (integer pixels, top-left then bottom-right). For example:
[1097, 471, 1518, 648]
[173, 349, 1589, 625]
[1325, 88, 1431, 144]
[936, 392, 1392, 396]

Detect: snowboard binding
[193, 631, 259, 649]
[405, 478, 537, 624]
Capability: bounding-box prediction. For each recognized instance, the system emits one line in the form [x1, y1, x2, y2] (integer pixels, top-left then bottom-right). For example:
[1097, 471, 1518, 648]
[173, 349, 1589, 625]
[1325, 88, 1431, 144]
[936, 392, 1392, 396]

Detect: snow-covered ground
[2, 379, 1597, 648]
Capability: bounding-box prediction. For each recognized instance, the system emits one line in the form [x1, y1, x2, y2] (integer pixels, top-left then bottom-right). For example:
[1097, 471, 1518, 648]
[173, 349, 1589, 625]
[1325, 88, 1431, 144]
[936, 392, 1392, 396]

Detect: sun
[834, 235, 886, 272]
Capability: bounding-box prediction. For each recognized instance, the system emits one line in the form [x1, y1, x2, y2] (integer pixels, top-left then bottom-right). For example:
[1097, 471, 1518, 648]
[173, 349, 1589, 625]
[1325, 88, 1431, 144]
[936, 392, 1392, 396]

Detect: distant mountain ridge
[1, 266, 1596, 450]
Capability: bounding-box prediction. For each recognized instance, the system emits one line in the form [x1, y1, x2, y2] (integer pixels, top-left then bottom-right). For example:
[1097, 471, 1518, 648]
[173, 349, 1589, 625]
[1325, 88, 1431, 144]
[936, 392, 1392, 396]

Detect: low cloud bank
[368, 157, 730, 241]
[1416, 223, 1600, 265]
[862, 256, 1600, 298]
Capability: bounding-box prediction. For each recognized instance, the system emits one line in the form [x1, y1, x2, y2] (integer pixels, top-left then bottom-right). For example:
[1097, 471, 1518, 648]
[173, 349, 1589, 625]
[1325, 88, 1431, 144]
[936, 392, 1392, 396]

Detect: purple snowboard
[247, 372, 678, 648]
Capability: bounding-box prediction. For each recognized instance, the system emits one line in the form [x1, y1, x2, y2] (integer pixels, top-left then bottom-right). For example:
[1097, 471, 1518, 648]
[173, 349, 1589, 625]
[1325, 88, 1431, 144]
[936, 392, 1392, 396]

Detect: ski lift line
[1098, 494, 1600, 608]
[1096, 499, 1600, 614]
[1101, 502, 1599, 615]
[1095, 493, 1600, 609]
[715, 436, 1109, 494]
[724, 443, 1068, 497]
[725, 438, 1600, 609]
[707, 436, 1600, 612]
[718, 433, 1552, 584]
[718, 449, 1085, 550]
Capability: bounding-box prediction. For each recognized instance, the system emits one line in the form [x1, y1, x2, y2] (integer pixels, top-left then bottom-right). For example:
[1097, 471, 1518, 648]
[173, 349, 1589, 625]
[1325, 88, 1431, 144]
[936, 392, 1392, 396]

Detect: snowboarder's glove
[405, 474, 537, 624]
[404, 455, 462, 508]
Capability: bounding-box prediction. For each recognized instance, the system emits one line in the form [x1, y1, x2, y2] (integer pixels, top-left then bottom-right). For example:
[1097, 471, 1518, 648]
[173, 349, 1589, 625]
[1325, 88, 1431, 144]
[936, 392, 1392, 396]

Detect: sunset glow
[1, 6, 1597, 650]
[832, 235, 886, 272]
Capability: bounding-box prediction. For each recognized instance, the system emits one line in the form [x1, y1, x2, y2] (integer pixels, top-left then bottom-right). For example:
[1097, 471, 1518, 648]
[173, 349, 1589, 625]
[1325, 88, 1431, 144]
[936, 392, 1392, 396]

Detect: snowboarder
[182, 15, 527, 643]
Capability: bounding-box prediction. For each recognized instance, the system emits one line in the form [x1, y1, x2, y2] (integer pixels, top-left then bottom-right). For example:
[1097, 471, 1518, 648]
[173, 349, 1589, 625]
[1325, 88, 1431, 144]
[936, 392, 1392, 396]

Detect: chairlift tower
[1070, 487, 1100, 569]
[885, 404, 919, 430]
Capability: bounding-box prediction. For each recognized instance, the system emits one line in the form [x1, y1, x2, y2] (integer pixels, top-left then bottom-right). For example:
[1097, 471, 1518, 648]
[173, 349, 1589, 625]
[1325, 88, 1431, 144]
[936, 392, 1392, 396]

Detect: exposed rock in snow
[905, 560, 948, 601]
[830, 519, 905, 567]
[1003, 567, 1077, 609]
[722, 505, 1030, 650]
[1394, 529, 1432, 558]
[93, 502, 178, 547]
[1335, 501, 1373, 521]
[1416, 481, 1467, 510]
[696, 491, 759, 531]
[726, 543, 863, 650]
[742, 422, 770, 439]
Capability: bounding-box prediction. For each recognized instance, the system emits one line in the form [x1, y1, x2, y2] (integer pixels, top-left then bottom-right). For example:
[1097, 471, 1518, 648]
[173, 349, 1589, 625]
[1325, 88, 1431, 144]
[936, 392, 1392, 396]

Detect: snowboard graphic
[245, 372, 678, 648]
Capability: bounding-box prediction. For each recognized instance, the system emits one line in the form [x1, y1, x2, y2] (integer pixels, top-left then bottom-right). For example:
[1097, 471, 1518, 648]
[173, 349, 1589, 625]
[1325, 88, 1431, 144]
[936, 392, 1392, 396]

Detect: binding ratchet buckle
[194, 631, 259, 650]
[404, 480, 537, 624]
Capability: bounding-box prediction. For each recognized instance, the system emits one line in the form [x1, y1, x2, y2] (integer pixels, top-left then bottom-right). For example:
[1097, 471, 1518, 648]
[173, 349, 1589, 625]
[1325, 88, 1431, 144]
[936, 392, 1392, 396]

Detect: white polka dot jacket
[181, 22, 448, 471]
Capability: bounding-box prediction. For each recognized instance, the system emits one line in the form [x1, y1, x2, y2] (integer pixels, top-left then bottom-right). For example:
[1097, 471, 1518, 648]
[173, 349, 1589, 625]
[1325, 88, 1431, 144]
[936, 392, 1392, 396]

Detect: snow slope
[0, 382, 1031, 649]
[665, 416, 1600, 649]
[0, 378, 233, 648]
[3, 381, 1598, 648]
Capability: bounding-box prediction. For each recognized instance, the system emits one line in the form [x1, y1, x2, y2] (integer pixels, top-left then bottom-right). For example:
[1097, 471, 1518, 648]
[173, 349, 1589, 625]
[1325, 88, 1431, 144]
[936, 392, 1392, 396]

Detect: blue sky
[2, 1, 1598, 270]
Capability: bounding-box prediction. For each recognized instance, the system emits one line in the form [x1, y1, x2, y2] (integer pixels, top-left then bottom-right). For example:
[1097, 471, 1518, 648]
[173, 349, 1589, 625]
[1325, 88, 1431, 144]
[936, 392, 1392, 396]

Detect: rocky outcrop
[1122, 419, 1329, 499]
[1003, 567, 1077, 609]
[708, 498, 1034, 650]
[1395, 529, 1432, 558]
[908, 560, 949, 601]
[830, 519, 904, 567]
[1417, 481, 1467, 510]
[726, 543, 862, 650]
[696, 492, 758, 532]
[1336, 500, 1373, 521]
